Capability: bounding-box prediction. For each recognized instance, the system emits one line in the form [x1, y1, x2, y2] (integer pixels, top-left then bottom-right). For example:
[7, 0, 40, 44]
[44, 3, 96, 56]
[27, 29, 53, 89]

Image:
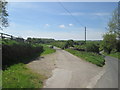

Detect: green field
[2, 63, 46, 88]
[41, 44, 56, 56]
[66, 49, 105, 67]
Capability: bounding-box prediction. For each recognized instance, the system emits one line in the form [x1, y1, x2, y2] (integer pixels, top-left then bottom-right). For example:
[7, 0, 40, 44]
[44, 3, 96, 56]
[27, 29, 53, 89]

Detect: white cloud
[91, 13, 110, 16]
[3, 22, 105, 40]
[59, 25, 65, 28]
[69, 24, 73, 27]
[45, 24, 50, 27]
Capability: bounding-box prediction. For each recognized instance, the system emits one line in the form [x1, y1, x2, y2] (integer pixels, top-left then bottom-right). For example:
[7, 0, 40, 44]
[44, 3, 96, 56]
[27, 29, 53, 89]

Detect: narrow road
[44, 47, 103, 88]
[94, 56, 118, 88]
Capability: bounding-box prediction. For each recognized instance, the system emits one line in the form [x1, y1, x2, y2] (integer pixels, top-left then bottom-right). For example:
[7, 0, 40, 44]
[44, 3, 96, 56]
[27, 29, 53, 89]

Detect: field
[66, 49, 105, 67]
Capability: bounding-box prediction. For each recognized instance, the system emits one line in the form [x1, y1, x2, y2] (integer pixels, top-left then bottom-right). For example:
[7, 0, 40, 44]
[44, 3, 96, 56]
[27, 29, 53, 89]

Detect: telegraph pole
[85, 26, 86, 44]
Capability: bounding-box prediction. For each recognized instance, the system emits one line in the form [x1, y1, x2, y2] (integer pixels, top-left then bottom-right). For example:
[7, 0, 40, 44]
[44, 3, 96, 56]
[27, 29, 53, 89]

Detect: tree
[116, 39, 120, 52]
[104, 7, 120, 53]
[0, 0, 8, 30]
[65, 40, 74, 48]
[107, 8, 120, 38]
[102, 33, 117, 54]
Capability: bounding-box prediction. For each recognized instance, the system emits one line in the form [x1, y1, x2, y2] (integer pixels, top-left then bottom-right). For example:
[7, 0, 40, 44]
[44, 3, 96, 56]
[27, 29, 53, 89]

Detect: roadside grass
[2, 63, 46, 88]
[103, 52, 120, 60]
[41, 44, 56, 56]
[109, 52, 120, 59]
[65, 49, 105, 67]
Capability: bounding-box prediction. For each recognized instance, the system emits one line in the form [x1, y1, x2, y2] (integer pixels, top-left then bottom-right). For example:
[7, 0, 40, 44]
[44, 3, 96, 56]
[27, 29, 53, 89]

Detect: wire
[58, 1, 84, 28]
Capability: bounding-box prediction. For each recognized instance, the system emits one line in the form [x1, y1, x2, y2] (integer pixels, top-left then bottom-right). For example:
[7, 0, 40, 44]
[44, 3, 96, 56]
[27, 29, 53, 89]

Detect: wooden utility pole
[85, 26, 86, 44]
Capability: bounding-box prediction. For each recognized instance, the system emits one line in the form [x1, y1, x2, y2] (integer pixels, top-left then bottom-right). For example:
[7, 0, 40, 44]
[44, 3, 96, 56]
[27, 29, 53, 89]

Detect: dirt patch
[27, 52, 57, 78]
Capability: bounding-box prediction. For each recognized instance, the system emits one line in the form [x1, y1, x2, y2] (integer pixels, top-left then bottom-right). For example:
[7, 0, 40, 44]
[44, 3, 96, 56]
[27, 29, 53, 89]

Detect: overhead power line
[58, 1, 84, 27]
[58, 1, 87, 43]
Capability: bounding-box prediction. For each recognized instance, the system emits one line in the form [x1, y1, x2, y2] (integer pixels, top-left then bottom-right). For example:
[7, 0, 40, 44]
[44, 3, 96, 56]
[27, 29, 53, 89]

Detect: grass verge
[103, 52, 120, 60]
[66, 49, 105, 67]
[109, 52, 120, 59]
[41, 44, 56, 56]
[2, 63, 46, 88]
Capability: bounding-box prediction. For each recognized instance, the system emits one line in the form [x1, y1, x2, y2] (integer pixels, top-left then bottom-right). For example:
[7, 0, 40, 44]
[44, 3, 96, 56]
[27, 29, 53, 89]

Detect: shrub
[74, 45, 86, 51]
[85, 43, 99, 53]
[51, 40, 74, 49]
[2, 40, 43, 70]
[102, 33, 117, 54]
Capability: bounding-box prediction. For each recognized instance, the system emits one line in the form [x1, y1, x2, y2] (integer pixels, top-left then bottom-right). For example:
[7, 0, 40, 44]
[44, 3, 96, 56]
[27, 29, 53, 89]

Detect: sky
[1, 2, 118, 40]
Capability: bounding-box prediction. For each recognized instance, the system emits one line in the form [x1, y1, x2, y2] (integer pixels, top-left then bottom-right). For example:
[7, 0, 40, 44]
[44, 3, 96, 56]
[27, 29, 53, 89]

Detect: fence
[0, 33, 25, 42]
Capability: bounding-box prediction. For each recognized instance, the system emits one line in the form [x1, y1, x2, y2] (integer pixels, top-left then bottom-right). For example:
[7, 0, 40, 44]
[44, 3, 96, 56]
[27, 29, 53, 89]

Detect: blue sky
[2, 2, 118, 40]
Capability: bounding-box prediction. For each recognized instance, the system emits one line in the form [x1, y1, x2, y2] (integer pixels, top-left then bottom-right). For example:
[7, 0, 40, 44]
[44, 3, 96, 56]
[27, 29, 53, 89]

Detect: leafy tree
[116, 39, 120, 52]
[102, 7, 120, 53]
[66, 40, 74, 47]
[0, 0, 8, 30]
[107, 8, 120, 38]
[102, 33, 117, 54]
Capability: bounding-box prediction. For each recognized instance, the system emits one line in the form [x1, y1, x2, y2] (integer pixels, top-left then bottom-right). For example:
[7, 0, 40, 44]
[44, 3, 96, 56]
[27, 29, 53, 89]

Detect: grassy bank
[109, 52, 120, 59]
[66, 49, 105, 67]
[2, 63, 46, 88]
[103, 52, 120, 60]
[41, 44, 56, 56]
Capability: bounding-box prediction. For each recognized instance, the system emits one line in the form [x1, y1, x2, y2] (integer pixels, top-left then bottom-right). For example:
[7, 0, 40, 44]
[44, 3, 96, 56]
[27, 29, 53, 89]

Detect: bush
[2, 40, 43, 69]
[51, 40, 74, 49]
[85, 43, 99, 53]
[102, 33, 117, 54]
[74, 45, 86, 51]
